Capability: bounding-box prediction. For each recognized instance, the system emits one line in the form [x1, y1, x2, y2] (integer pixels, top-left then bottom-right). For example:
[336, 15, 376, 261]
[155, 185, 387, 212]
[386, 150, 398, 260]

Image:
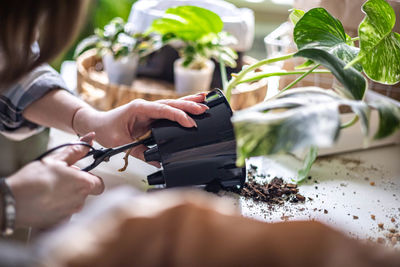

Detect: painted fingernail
[196, 92, 207, 97]
[198, 103, 209, 110]
[189, 117, 197, 128]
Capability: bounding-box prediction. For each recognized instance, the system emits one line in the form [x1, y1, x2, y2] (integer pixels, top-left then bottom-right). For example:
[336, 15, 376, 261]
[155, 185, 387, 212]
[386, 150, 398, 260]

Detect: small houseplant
[223, 0, 400, 182]
[148, 6, 238, 94]
[75, 17, 160, 86]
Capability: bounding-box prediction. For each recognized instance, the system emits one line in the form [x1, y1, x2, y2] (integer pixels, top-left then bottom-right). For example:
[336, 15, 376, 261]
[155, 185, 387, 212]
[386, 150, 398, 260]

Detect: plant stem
[344, 36, 362, 69]
[237, 69, 330, 84]
[345, 54, 364, 69]
[279, 64, 321, 94]
[340, 115, 359, 129]
[225, 53, 295, 102]
[219, 54, 228, 91]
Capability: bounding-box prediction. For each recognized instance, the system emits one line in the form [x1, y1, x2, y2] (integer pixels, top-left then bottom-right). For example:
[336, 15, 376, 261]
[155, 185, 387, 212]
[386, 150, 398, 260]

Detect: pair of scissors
[36, 131, 153, 172]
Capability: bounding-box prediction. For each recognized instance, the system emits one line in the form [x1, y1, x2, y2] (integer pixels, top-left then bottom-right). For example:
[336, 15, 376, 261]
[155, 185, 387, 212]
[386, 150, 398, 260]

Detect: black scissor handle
[81, 148, 113, 172]
[35, 142, 95, 161]
[35, 131, 153, 172]
[81, 139, 150, 171]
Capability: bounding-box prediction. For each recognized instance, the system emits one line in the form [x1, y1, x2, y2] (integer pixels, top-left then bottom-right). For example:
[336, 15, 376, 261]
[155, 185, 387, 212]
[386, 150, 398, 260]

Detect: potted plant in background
[223, 0, 400, 182]
[148, 6, 238, 94]
[75, 17, 160, 86]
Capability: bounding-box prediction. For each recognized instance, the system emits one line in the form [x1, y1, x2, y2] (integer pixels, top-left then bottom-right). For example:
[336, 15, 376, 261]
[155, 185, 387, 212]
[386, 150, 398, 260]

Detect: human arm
[0, 64, 68, 135]
[22, 89, 91, 134]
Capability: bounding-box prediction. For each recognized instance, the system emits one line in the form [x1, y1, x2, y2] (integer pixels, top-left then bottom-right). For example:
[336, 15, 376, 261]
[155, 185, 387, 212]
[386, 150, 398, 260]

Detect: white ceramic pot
[173, 58, 215, 94]
[102, 53, 139, 86]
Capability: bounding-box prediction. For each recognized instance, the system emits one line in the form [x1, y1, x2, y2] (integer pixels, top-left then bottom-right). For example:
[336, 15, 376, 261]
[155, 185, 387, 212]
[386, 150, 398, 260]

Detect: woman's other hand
[73, 93, 208, 165]
[6, 133, 104, 229]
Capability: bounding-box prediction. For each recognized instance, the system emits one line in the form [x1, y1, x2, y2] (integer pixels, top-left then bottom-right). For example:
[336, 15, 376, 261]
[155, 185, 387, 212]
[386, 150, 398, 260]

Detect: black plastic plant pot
[144, 89, 246, 188]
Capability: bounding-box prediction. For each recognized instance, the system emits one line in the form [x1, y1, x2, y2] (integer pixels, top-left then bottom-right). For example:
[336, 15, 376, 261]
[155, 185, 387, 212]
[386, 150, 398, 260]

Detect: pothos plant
[225, 0, 400, 183]
[74, 17, 160, 60]
[148, 6, 238, 71]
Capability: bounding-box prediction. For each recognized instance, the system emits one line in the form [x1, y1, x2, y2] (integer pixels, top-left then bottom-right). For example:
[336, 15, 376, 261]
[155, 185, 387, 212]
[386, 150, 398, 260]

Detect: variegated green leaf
[233, 88, 343, 166]
[289, 9, 305, 26]
[296, 146, 318, 183]
[294, 8, 347, 51]
[233, 103, 340, 166]
[344, 101, 371, 137]
[293, 8, 365, 99]
[295, 48, 366, 100]
[348, 0, 400, 84]
[293, 7, 360, 69]
[232, 87, 378, 167]
[369, 100, 400, 139]
[74, 35, 101, 58]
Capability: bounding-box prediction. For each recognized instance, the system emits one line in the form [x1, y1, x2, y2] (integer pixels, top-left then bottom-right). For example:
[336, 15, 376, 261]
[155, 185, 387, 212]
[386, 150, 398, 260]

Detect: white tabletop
[236, 146, 400, 246]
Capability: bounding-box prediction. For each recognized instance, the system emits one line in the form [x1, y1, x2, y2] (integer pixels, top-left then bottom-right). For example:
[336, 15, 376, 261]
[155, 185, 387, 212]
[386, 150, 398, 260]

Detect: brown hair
[0, 0, 90, 87]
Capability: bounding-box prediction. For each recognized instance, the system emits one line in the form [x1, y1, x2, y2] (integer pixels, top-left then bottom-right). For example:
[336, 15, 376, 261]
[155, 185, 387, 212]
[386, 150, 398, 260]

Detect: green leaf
[348, 0, 400, 85]
[210, 46, 237, 68]
[233, 88, 342, 166]
[295, 48, 367, 100]
[150, 6, 223, 41]
[103, 17, 125, 41]
[73, 35, 101, 58]
[173, 6, 223, 34]
[148, 5, 234, 68]
[294, 8, 363, 70]
[370, 100, 400, 139]
[294, 8, 346, 51]
[289, 9, 305, 26]
[345, 101, 371, 137]
[296, 146, 318, 183]
[232, 87, 378, 167]
[293, 8, 366, 100]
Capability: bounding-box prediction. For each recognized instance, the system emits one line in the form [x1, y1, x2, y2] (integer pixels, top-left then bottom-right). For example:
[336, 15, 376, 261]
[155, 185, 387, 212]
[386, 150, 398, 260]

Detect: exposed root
[118, 130, 152, 172]
[118, 147, 133, 172]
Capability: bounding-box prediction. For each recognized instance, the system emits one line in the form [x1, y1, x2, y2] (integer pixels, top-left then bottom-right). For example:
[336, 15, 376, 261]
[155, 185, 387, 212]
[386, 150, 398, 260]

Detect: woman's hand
[6, 133, 104, 229]
[73, 93, 208, 165]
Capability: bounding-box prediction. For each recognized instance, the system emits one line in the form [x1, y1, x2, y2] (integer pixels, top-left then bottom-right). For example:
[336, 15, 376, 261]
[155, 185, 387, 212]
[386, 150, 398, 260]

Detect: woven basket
[77, 50, 268, 111]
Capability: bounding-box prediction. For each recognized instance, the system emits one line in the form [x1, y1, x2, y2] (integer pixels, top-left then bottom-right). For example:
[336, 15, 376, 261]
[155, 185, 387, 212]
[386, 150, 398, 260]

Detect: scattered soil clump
[226, 165, 306, 204]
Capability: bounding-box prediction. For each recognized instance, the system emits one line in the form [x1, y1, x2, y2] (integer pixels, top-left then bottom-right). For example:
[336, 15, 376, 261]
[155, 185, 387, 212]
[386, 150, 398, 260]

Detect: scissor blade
[106, 141, 144, 157]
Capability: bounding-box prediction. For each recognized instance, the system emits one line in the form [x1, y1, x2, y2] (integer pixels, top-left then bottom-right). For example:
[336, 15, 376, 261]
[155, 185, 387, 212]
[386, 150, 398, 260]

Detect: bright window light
[271, 0, 294, 5]
[245, 0, 265, 3]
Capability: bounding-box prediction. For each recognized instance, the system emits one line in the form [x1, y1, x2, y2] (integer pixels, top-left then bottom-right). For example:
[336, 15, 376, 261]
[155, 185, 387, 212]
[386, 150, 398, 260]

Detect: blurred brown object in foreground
[37, 188, 400, 267]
